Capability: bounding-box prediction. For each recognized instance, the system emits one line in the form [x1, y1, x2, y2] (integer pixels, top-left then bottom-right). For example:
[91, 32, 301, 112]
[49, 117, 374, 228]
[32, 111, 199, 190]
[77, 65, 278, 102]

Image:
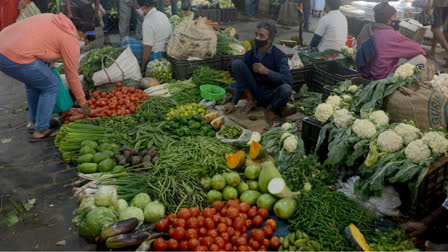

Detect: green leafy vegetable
[295, 85, 323, 115]
[192, 66, 234, 88]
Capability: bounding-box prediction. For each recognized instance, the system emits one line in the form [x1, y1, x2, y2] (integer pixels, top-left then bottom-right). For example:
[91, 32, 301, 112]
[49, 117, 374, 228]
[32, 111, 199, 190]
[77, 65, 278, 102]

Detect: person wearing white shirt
[309, 0, 347, 52]
[136, 0, 172, 72]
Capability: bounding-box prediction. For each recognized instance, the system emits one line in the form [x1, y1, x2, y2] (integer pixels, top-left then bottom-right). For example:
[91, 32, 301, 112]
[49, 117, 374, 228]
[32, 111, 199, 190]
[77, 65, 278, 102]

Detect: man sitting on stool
[225, 21, 296, 126]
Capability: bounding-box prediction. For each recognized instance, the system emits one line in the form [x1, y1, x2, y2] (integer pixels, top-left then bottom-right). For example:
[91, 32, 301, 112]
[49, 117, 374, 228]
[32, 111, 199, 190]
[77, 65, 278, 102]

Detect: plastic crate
[196, 8, 221, 22]
[301, 116, 328, 162]
[398, 156, 448, 219]
[312, 61, 359, 87]
[220, 8, 238, 23]
[168, 56, 223, 80]
[298, 49, 344, 65]
[291, 65, 313, 92]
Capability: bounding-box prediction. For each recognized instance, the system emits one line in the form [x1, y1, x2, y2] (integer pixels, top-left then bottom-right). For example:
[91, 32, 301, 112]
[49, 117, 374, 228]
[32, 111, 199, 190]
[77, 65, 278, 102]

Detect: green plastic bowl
[200, 84, 226, 101]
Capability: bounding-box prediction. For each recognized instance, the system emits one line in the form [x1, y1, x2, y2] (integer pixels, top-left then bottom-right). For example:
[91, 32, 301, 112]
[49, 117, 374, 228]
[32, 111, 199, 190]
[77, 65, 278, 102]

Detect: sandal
[29, 128, 58, 143]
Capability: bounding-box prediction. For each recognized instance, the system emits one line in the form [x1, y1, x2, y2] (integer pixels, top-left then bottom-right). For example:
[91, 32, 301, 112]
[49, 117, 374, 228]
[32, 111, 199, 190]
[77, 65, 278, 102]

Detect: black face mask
[391, 20, 400, 31]
[255, 39, 269, 49]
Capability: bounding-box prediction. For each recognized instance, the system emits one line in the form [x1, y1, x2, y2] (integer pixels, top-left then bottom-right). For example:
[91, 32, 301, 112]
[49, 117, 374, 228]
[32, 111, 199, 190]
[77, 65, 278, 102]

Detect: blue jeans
[0, 54, 59, 131]
[299, 0, 312, 29]
[231, 60, 292, 114]
[158, 0, 178, 15]
[245, 0, 256, 17]
[100, 0, 109, 31]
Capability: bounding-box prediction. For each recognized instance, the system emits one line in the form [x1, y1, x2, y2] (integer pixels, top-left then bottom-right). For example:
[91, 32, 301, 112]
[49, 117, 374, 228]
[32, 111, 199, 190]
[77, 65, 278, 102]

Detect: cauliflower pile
[422, 131, 448, 154]
[325, 95, 342, 109]
[377, 130, 403, 153]
[405, 139, 431, 164]
[283, 135, 298, 153]
[393, 123, 421, 144]
[281, 122, 293, 130]
[430, 73, 448, 98]
[281, 132, 293, 141]
[370, 110, 389, 127]
[314, 103, 334, 123]
[352, 119, 377, 139]
[333, 109, 353, 128]
[393, 63, 415, 79]
[348, 85, 358, 93]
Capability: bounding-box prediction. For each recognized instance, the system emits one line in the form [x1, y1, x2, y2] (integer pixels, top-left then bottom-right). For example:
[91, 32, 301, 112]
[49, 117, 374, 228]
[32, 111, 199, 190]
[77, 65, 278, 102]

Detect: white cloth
[142, 8, 172, 52]
[314, 10, 348, 52]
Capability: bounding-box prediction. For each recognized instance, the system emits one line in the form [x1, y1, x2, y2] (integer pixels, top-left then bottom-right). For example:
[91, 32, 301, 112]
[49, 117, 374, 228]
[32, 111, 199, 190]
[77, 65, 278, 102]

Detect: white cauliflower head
[348, 85, 358, 93]
[422, 131, 448, 154]
[314, 103, 334, 123]
[393, 63, 415, 79]
[370, 110, 389, 127]
[281, 122, 293, 130]
[333, 109, 353, 128]
[283, 135, 298, 153]
[352, 119, 377, 139]
[281, 132, 293, 141]
[393, 123, 421, 144]
[325, 95, 342, 109]
[377, 130, 404, 153]
[247, 131, 261, 144]
[405, 139, 431, 164]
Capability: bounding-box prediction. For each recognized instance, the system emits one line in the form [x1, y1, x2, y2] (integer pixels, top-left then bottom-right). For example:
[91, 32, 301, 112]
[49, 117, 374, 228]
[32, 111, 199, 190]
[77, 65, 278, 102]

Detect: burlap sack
[277, 0, 299, 26]
[384, 83, 448, 131]
[167, 17, 217, 59]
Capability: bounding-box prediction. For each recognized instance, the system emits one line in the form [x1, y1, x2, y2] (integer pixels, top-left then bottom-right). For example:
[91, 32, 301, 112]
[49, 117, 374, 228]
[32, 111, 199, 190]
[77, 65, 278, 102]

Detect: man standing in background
[426, 0, 448, 65]
[157, 0, 178, 15]
[119, 0, 143, 41]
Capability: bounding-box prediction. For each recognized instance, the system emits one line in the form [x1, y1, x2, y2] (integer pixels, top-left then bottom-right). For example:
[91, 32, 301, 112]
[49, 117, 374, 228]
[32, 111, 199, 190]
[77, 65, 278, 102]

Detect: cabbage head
[78, 207, 117, 239]
[144, 201, 165, 223]
[95, 186, 117, 207]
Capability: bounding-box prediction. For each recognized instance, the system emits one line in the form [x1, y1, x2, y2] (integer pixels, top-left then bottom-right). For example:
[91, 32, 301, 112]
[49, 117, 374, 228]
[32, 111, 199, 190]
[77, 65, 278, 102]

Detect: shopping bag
[51, 68, 73, 114]
[277, 0, 299, 26]
[16, 1, 41, 23]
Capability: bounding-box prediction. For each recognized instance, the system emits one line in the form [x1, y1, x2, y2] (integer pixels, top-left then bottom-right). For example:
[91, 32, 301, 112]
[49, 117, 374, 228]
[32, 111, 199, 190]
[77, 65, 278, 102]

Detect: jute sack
[384, 83, 448, 131]
[167, 17, 217, 59]
[277, 0, 299, 26]
[92, 46, 142, 86]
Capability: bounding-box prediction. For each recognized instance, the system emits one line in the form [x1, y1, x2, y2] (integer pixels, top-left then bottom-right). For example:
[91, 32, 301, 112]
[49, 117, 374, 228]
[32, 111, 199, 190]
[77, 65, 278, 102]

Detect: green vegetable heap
[192, 65, 234, 88]
[146, 58, 173, 84]
[166, 103, 209, 120]
[165, 115, 215, 137]
[218, 125, 242, 139]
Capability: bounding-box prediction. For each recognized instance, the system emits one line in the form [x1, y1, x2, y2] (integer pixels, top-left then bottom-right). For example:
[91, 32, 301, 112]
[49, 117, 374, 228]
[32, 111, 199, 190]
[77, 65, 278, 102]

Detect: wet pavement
[0, 72, 95, 250]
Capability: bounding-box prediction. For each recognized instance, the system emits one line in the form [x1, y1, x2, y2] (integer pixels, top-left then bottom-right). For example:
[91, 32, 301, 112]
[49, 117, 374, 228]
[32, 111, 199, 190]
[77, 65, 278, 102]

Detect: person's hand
[225, 103, 236, 114]
[80, 103, 92, 116]
[400, 221, 427, 237]
[252, 63, 270, 75]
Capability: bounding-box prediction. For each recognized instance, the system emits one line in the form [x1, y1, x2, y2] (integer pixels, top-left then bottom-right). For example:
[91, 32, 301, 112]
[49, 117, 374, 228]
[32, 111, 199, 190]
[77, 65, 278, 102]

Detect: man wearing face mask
[309, 0, 347, 52]
[355, 2, 426, 80]
[137, 0, 172, 73]
[0, 14, 92, 141]
[225, 22, 296, 126]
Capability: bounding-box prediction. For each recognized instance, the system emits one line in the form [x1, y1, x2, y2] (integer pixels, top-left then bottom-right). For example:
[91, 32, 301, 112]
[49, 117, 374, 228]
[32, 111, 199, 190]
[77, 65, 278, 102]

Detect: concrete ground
[0, 12, 447, 250]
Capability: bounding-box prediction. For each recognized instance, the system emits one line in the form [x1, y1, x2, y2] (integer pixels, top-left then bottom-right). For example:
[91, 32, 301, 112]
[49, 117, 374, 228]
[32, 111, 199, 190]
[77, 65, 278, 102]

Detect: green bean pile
[288, 185, 378, 251]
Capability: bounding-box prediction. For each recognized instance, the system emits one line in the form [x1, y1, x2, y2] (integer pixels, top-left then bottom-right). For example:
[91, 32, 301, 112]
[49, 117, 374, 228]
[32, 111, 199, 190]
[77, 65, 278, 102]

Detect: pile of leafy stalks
[295, 85, 323, 115]
[192, 66, 234, 88]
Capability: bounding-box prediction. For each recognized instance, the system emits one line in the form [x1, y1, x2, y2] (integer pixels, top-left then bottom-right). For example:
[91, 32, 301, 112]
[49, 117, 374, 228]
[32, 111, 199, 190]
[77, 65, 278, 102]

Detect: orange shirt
[0, 13, 86, 105]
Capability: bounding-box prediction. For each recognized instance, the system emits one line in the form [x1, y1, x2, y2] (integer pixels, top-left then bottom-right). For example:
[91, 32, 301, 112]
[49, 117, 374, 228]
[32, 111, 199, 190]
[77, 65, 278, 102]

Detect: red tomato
[172, 227, 186, 240]
[214, 236, 226, 249]
[220, 207, 228, 216]
[204, 218, 215, 229]
[270, 236, 280, 249]
[153, 238, 167, 251]
[227, 207, 239, 219]
[241, 225, 248, 233]
[252, 215, 263, 227]
[258, 245, 267, 251]
[210, 208, 217, 216]
[190, 207, 201, 217]
[197, 216, 205, 227]
[195, 245, 208, 252]
[262, 225, 274, 238]
[202, 208, 213, 218]
[245, 219, 253, 229]
[265, 219, 277, 230]
[225, 243, 233, 251]
[188, 238, 200, 250]
[179, 240, 189, 251]
[209, 244, 219, 251]
[177, 208, 191, 220]
[212, 214, 221, 224]
[187, 217, 199, 229]
[200, 236, 213, 247]
[208, 229, 218, 238]
[225, 217, 233, 227]
[212, 201, 225, 210]
[100, 92, 107, 98]
[199, 227, 208, 237]
[226, 199, 240, 209]
[250, 229, 265, 243]
[115, 82, 122, 88]
[262, 238, 270, 248]
[174, 218, 186, 228]
[239, 202, 250, 213]
[238, 245, 249, 252]
[156, 218, 169, 232]
[249, 239, 261, 250]
[227, 226, 235, 236]
[217, 223, 227, 233]
[168, 227, 175, 238]
[230, 235, 239, 245]
[247, 208, 257, 219]
[233, 217, 244, 230]
[220, 232, 230, 242]
[185, 228, 199, 240]
[220, 217, 227, 224]
[257, 208, 269, 220]
[167, 239, 179, 251]
[236, 236, 248, 246]
[237, 213, 247, 220]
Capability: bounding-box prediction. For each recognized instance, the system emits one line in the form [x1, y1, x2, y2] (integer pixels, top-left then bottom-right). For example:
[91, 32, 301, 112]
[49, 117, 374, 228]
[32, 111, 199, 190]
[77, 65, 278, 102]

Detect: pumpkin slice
[226, 150, 246, 169]
[249, 141, 265, 160]
[344, 224, 371, 251]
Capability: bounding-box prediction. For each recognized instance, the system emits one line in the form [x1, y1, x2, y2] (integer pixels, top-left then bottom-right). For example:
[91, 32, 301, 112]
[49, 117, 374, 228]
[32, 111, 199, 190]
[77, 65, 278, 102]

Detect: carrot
[67, 114, 86, 122]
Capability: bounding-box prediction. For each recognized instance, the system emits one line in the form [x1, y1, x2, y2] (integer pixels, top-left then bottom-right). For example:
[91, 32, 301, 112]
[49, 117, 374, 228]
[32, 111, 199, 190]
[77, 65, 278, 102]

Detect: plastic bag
[288, 53, 304, 70]
[145, 58, 173, 84]
[51, 68, 73, 114]
[216, 128, 252, 145]
[140, 77, 160, 89]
